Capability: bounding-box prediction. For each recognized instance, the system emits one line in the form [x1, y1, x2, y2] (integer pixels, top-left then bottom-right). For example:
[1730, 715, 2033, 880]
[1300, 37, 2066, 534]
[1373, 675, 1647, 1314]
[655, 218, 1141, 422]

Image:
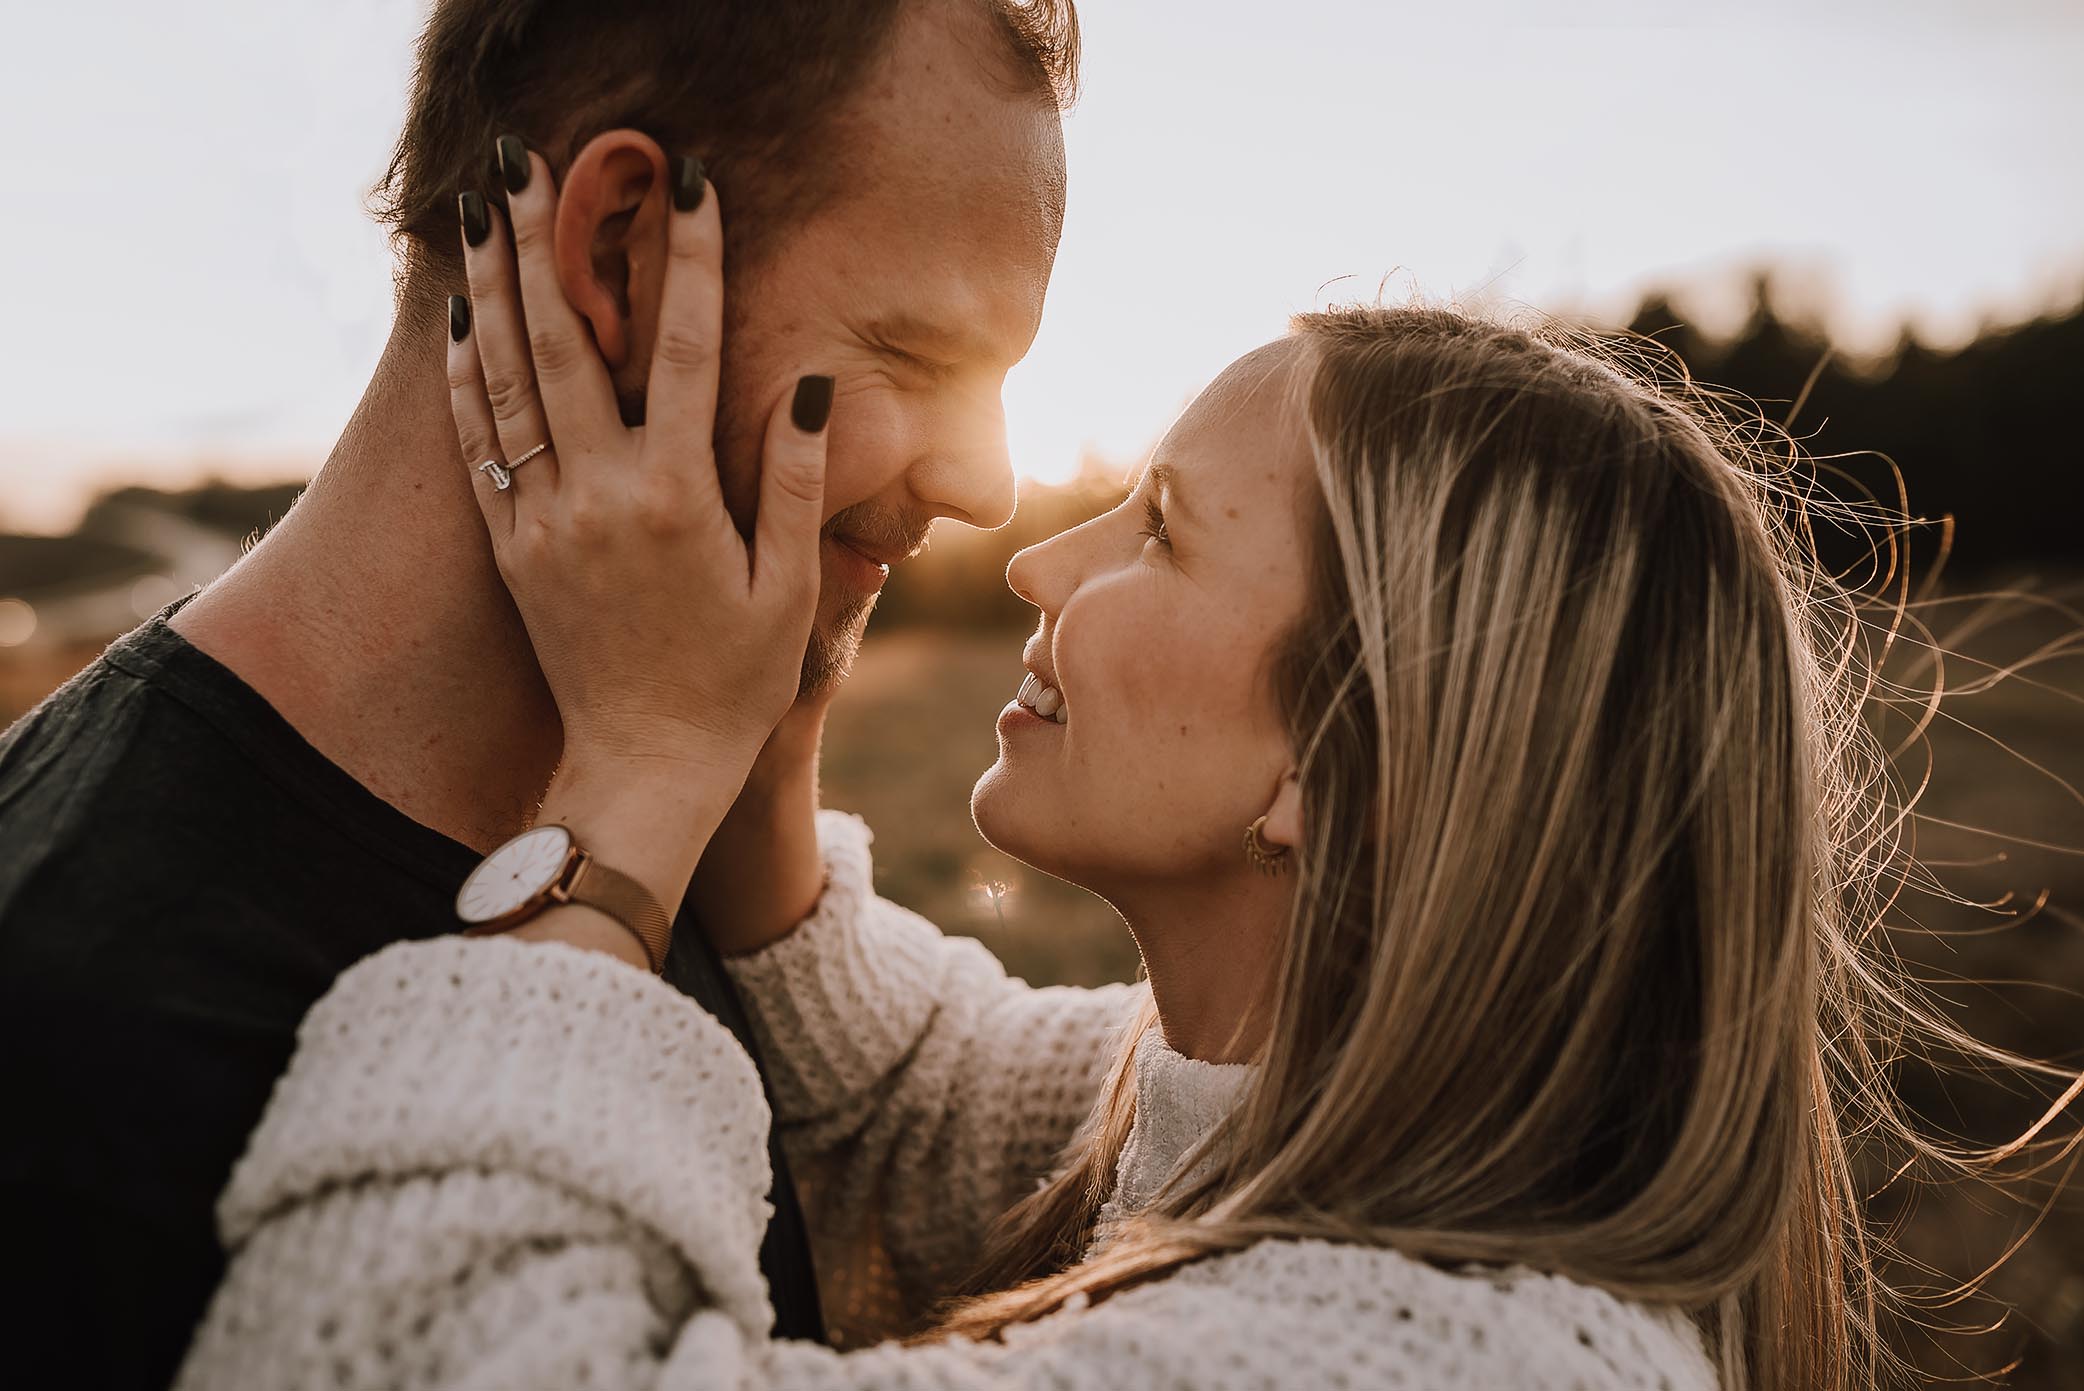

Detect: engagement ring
[475, 441, 550, 492]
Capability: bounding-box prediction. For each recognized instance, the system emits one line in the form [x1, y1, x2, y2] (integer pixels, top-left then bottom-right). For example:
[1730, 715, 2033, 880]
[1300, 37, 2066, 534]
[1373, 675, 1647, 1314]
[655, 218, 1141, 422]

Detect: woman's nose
[1006, 532, 1063, 613]
[1006, 541, 1044, 611]
[1008, 504, 1113, 614]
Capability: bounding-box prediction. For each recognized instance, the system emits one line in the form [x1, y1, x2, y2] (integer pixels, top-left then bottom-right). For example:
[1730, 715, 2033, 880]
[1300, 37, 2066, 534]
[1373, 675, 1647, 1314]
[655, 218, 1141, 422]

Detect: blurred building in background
[0, 482, 302, 719]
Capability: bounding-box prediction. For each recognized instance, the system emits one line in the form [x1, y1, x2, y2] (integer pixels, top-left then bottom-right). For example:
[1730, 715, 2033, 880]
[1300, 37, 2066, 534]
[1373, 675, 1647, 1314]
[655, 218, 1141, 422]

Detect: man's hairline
[397, 9, 1065, 325]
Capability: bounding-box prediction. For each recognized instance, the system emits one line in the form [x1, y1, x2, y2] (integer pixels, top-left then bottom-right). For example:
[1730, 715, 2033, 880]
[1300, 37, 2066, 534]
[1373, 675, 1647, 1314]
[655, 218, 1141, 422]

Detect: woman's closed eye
[1137, 494, 1171, 550]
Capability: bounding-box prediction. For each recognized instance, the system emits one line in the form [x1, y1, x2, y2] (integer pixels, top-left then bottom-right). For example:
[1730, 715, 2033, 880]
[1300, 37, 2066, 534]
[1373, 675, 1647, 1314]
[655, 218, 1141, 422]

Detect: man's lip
[833, 533, 902, 568]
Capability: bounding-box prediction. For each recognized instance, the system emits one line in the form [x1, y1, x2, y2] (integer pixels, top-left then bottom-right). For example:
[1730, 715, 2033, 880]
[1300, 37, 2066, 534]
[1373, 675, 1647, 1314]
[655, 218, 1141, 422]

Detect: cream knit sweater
[176, 810, 1717, 1390]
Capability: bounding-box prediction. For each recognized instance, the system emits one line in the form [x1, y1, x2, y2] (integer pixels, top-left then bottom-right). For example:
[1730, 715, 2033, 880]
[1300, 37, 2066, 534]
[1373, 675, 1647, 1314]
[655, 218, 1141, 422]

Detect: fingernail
[448, 294, 471, 343]
[671, 155, 707, 213]
[458, 190, 490, 248]
[496, 135, 530, 195]
[790, 375, 835, 434]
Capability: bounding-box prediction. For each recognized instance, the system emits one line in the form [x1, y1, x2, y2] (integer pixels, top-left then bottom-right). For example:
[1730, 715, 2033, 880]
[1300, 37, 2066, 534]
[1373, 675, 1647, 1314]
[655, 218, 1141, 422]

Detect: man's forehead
[840, 1, 1067, 239]
[837, 132, 1063, 362]
[788, 1, 1067, 363]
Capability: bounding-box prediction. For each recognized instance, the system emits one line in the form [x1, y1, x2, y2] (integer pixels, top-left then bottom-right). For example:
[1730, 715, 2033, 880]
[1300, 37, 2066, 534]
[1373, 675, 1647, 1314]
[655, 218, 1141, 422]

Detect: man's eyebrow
[864, 311, 992, 363]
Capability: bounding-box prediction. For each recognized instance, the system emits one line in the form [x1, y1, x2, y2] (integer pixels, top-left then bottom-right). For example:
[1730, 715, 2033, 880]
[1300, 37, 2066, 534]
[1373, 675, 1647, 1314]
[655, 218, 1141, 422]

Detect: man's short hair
[374, 0, 1079, 333]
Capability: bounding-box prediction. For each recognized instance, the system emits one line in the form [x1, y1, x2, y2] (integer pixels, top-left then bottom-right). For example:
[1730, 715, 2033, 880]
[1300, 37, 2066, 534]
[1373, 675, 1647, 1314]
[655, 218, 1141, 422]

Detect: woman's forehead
[1156, 338, 1310, 497]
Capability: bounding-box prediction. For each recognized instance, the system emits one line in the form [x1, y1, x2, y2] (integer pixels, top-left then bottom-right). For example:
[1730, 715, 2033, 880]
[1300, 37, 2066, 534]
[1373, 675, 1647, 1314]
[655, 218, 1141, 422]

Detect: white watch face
[456, 824, 574, 924]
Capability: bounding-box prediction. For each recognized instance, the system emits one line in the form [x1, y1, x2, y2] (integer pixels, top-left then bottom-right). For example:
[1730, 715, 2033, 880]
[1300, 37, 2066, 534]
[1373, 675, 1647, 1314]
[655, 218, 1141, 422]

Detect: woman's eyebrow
[1146, 460, 1199, 527]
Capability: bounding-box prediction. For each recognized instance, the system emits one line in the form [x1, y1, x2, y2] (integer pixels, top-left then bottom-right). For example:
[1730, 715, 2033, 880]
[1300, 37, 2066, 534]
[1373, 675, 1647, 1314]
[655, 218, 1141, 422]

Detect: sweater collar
[1101, 1024, 1254, 1229]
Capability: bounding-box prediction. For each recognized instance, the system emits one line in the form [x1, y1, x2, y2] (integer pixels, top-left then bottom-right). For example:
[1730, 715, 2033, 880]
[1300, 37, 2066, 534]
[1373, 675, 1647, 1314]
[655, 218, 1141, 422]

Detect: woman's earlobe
[1261, 769, 1304, 853]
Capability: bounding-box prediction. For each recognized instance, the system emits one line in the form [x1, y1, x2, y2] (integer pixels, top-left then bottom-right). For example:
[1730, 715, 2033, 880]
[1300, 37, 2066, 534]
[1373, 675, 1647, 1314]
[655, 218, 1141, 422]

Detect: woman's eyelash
[1137, 494, 1171, 547]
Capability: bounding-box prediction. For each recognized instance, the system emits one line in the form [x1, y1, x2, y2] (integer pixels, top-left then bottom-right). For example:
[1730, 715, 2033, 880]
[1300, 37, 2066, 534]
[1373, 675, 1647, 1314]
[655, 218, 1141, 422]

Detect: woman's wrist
[505, 902, 655, 971]
[522, 750, 746, 963]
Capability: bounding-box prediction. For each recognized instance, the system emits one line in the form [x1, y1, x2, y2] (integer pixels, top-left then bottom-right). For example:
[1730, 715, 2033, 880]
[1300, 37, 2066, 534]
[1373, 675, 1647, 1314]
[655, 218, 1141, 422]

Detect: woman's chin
[972, 775, 1130, 908]
[970, 762, 1053, 873]
[969, 761, 1016, 847]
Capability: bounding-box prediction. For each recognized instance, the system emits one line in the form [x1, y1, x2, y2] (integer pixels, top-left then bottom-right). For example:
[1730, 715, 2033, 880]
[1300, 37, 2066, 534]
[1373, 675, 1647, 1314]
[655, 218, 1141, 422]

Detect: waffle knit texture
[177, 809, 1717, 1389]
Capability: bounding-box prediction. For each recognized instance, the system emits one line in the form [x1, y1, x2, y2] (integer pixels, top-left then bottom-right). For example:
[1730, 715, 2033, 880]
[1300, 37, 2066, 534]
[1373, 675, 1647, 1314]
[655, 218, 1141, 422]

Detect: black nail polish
[458, 190, 490, 248]
[671, 155, 707, 213]
[449, 294, 471, 343]
[791, 375, 835, 433]
[496, 135, 530, 194]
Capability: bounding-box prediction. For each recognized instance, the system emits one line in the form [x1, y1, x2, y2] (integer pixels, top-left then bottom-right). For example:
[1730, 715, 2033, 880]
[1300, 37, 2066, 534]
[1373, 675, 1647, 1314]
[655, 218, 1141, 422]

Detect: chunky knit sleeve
[178, 935, 1718, 1391]
[719, 811, 1145, 1331]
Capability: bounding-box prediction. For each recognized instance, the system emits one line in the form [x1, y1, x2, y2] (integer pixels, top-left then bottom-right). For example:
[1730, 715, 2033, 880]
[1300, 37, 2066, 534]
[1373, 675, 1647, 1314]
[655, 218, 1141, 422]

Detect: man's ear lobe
[553, 129, 672, 372]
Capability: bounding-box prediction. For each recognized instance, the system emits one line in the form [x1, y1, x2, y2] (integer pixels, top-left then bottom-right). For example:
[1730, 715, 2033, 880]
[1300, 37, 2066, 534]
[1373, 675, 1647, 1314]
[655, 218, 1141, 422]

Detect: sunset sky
[4, 0, 2080, 530]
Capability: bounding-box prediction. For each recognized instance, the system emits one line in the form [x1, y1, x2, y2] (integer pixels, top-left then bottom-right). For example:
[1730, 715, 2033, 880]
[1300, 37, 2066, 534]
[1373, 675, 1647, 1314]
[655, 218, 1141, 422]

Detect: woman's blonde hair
[911, 305, 2080, 1387]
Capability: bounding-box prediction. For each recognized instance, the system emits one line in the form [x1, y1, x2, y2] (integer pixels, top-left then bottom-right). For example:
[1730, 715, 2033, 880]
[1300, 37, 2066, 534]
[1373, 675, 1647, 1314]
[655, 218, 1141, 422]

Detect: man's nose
[904, 395, 1016, 532]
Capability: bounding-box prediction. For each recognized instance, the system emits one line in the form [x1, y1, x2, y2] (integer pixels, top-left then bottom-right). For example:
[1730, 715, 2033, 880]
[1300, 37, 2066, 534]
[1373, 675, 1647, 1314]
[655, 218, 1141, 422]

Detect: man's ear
[553, 129, 673, 378]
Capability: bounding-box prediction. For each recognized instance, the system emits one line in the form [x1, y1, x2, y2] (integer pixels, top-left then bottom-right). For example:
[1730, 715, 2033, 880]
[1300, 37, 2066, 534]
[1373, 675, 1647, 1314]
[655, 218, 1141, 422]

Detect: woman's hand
[446, 142, 831, 779]
[440, 141, 833, 962]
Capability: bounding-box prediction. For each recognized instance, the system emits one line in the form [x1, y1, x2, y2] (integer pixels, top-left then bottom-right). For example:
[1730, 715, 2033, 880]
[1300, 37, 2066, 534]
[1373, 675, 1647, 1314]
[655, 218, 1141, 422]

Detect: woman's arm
[176, 937, 1142, 1391]
[435, 142, 838, 974]
[719, 808, 1143, 1325]
[683, 697, 835, 960]
[179, 935, 1711, 1391]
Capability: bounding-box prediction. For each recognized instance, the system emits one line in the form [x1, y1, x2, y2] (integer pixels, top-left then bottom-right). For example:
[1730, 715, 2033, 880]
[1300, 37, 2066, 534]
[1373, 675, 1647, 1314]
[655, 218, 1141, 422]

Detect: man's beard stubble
[796, 498, 934, 698]
[799, 574, 877, 698]
[653, 376, 932, 702]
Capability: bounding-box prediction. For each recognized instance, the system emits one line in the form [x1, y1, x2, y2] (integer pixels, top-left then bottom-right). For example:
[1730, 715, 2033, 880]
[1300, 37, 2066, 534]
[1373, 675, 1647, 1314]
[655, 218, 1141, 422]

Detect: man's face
[712, 5, 1067, 694]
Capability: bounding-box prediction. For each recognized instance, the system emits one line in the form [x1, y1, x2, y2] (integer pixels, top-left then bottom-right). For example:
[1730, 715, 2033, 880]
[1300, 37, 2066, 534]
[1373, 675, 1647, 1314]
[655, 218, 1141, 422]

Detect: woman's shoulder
[1063, 1237, 1719, 1391]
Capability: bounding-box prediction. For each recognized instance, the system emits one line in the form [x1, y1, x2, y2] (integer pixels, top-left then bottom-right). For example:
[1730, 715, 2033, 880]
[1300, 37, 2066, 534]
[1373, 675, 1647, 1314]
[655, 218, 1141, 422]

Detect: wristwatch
[455, 823, 672, 973]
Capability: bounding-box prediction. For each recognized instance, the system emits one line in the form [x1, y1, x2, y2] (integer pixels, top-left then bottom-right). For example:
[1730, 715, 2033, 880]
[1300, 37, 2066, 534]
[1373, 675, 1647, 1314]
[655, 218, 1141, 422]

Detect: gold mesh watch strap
[567, 854, 673, 974]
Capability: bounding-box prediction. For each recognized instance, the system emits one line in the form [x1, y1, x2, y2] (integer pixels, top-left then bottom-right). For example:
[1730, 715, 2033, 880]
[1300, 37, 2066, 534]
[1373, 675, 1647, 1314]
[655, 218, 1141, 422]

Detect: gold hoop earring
[1244, 815, 1289, 876]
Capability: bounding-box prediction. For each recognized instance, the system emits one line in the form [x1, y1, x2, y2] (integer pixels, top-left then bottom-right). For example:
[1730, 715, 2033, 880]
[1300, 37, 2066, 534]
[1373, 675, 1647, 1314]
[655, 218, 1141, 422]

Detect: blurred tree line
[1627, 276, 2081, 578]
[876, 279, 2083, 631]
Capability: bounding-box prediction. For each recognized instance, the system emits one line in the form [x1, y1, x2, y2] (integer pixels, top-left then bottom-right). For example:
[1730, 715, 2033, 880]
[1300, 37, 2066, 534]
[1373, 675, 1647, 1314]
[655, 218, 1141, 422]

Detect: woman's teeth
[1016, 672, 1068, 725]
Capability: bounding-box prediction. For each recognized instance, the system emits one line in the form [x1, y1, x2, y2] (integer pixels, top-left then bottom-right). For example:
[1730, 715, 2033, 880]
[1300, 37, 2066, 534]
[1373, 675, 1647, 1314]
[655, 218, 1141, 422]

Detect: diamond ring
[475, 441, 550, 492]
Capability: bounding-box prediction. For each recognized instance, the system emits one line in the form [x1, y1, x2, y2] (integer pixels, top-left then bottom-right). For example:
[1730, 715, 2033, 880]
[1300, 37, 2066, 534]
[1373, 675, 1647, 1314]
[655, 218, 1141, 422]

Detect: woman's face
[972, 339, 1315, 895]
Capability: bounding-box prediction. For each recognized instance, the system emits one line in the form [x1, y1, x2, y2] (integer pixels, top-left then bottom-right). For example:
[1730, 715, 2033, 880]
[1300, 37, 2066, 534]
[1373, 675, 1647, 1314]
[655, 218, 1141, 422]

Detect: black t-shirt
[0, 602, 823, 1388]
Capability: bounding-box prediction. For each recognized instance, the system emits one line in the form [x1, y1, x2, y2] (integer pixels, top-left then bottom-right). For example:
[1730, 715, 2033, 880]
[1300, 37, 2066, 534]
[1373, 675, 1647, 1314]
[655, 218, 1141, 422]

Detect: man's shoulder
[1, 658, 229, 969]
[0, 630, 357, 978]
[0, 648, 167, 896]
[0, 640, 439, 1088]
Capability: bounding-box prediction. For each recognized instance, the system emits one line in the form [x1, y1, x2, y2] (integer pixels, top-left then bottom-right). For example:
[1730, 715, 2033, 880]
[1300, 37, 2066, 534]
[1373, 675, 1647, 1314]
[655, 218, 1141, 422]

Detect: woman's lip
[996, 699, 1062, 734]
[827, 533, 890, 592]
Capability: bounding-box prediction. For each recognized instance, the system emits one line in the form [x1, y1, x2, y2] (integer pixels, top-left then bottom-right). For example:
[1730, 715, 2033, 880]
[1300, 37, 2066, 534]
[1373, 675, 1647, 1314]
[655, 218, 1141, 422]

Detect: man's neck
[171, 324, 563, 853]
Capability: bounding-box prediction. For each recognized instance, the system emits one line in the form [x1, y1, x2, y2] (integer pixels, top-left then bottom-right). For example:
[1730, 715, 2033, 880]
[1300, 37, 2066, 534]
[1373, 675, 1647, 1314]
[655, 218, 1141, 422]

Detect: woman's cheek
[1067, 602, 1196, 770]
